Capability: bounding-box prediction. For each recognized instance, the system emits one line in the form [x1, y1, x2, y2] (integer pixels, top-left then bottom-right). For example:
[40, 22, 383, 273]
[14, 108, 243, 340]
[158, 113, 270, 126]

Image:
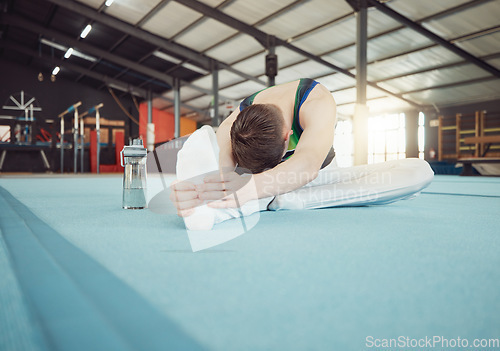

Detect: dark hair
[230, 104, 286, 174]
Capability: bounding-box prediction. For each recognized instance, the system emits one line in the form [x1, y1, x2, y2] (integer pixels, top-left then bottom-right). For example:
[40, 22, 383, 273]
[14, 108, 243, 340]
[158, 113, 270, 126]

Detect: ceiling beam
[417, 0, 496, 23]
[334, 76, 498, 107]
[44, 0, 211, 69]
[0, 42, 144, 97]
[3, 14, 236, 100]
[188, 0, 497, 108]
[75, 1, 173, 83]
[188, 18, 499, 106]
[174, 0, 271, 47]
[43, 0, 265, 86]
[375, 52, 500, 84]
[219, 0, 496, 80]
[302, 49, 500, 99]
[366, 0, 500, 79]
[3, 14, 176, 84]
[173, 0, 360, 77]
[169, 0, 237, 41]
[401, 76, 498, 95]
[336, 75, 500, 108]
[95, 0, 173, 83]
[135, 0, 173, 27]
[173, 0, 422, 108]
[0, 40, 205, 115]
[198, 0, 310, 55]
[288, 11, 355, 43]
[97, 48, 158, 90]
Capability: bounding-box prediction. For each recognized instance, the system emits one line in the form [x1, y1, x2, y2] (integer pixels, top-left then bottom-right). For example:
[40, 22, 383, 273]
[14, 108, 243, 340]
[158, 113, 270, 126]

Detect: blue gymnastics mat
[0, 174, 499, 351]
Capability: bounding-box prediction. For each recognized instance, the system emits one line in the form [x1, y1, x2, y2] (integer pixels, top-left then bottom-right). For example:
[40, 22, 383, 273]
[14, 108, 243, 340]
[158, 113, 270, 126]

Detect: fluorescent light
[153, 51, 182, 64]
[80, 24, 92, 38]
[64, 48, 73, 59]
[52, 66, 60, 75]
[70, 50, 96, 62]
[41, 39, 97, 62]
[40, 38, 66, 51]
[105, 0, 114, 6]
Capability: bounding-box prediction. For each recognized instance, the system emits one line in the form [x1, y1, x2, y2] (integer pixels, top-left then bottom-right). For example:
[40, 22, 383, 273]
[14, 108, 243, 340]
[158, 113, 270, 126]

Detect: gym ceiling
[1, 0, 499, 122]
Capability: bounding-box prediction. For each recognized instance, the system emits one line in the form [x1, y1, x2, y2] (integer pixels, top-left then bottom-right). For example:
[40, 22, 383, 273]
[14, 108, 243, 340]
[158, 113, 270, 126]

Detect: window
[368, 113, 406, 164]
[418, 112, 425, 159]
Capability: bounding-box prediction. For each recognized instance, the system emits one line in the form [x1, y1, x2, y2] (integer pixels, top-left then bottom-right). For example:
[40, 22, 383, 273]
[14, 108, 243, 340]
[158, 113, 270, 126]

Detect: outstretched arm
[170, 108, 238, 217]
[203, 86, 336, 207]
[255, 86, 336, 197]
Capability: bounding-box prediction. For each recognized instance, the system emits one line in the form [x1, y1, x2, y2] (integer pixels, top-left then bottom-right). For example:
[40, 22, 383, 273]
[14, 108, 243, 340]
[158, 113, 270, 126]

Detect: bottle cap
[120, 139, 147, 166]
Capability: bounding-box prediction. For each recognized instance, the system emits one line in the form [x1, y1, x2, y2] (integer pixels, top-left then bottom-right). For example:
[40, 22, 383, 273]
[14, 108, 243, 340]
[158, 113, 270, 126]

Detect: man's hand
[169, 180, 203, 217]
[197, 170, 255, 209]
[170, 170, 255, 217]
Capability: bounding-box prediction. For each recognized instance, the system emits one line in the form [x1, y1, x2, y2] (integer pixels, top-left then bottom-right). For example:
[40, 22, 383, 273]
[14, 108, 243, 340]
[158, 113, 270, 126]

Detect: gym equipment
[94, 130, 125, 173]
[438, 110, 500, 160]
[81, 103, 104, 173]
[0, 91, 51, 172]
[2, 91, 42, 144]
[58, 101, 82, 174]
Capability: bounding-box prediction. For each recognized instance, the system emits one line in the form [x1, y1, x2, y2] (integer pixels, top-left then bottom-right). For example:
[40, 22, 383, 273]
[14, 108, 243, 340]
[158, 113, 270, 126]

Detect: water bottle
[121, 139, 147, 209]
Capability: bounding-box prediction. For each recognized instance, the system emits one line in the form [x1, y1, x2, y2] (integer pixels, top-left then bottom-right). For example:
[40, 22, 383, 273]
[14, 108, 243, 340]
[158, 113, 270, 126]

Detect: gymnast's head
[230, 103, 290, 174]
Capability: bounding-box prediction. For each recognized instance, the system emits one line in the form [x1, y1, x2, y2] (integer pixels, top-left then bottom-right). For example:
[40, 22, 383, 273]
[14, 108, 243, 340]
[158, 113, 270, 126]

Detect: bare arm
[253, 85, 336, 198]
[205, 85, 337, 207]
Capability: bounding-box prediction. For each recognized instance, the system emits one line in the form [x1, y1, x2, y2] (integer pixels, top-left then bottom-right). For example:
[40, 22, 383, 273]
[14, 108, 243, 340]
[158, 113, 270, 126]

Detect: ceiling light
[72, 51, 96, 62]
[40, 38, 66, 52]
[41, 39, 97, 62]
[105, 0, 114, 6]
[80, 24, 92, 38]
[52, 66, 60, 75]
[64, 48, 73, 59]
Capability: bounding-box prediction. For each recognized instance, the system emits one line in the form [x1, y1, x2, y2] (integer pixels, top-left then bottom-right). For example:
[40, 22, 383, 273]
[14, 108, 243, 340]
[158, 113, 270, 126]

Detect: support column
[265, 35, 278, 87]
[353, 0, 369, 166]
[73, 109, 79, 173]
[405, 110, 419, 158]
[147, 90, 155, 151]
[174, 78, 180, 139]
[60, 116, 64, 173]
[212, 63, 219, 127]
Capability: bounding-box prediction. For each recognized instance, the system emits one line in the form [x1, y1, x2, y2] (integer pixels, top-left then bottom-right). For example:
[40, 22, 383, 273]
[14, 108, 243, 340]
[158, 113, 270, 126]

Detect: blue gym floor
[1, 174, 499, 351]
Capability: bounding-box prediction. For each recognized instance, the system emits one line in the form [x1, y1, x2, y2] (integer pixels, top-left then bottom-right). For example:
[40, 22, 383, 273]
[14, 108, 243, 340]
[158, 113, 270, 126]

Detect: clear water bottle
[121, 139, 147, 209]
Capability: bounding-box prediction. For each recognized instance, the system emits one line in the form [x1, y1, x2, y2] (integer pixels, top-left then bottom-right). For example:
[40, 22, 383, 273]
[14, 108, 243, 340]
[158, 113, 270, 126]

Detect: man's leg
[269, 158, 434, 210]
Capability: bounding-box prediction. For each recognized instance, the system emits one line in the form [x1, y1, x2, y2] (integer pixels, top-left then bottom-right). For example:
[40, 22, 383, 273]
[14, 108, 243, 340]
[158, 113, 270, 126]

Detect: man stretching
[170, 78, 433, 218]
